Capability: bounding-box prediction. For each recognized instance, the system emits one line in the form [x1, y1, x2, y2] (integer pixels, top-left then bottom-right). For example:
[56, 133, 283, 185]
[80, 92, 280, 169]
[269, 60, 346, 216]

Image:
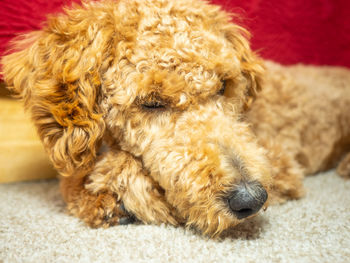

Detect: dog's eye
[142, 101, 166, 110]
[218, 80, 226, 95]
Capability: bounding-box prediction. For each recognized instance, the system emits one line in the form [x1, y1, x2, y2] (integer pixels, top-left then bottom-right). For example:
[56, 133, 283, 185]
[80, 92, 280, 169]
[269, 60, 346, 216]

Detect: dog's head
[1, 0, 271, 236]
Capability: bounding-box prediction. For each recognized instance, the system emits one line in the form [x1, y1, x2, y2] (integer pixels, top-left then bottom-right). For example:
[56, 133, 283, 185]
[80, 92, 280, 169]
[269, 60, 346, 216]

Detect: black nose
[228, 181, 268, 219]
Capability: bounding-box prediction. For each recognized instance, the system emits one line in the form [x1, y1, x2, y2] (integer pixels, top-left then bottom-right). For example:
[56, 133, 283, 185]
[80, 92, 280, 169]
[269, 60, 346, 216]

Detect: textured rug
[0, 170, 349, 263]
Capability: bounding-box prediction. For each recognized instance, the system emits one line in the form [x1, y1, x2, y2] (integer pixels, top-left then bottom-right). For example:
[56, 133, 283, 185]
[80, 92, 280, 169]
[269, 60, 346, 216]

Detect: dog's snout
[228, 181, 267, 219]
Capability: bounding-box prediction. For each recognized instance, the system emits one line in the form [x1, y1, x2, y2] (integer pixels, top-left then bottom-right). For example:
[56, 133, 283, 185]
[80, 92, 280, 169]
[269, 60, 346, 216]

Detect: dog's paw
[67, 191, 135, 228]
[336, 153, 350, 179]
[122, 188, 182, 227]
[268, 185, 305, 205]
[268, 173, 305, 205]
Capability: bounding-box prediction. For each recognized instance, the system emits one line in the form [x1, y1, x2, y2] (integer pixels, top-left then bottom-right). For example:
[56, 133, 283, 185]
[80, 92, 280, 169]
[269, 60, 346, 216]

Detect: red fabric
[0, 0, 81, 57]
[212, 0, 350, 67]
[1, 0, 349, 68]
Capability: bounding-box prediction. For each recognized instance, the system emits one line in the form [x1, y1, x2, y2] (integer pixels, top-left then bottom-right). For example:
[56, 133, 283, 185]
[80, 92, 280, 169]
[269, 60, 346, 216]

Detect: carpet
[0, 171, 349, 262]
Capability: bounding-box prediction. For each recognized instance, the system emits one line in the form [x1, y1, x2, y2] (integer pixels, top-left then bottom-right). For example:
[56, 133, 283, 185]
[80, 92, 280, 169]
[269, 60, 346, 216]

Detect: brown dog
[2, 0, 350, 237]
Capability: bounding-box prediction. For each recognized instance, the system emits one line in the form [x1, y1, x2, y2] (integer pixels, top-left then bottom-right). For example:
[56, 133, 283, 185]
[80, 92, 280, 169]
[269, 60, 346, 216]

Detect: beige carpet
[0, 170, 349, 263]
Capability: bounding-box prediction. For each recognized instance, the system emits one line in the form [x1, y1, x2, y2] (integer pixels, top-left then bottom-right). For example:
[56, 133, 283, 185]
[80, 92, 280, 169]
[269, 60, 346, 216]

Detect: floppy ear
[212, 7, 265, 111]
[225, 25, 264, 110]
[1, 4, 115, 177]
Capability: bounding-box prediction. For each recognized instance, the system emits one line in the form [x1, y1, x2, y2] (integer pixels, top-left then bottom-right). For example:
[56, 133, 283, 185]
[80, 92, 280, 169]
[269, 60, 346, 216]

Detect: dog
[2, 0, 350, 237]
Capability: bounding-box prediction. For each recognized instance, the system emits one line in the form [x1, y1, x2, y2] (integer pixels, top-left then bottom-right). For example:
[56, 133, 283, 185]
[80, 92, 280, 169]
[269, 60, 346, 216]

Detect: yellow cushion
[0, 96, 56, 183]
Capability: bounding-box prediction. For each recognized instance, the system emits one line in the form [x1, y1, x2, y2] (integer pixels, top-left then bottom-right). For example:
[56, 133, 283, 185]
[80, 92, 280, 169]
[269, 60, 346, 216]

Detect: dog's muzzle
[228, 181, 268, 219]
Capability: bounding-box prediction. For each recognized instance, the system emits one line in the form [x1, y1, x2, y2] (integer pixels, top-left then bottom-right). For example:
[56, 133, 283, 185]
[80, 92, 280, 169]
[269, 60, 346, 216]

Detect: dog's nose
[228, 181, 268, 219]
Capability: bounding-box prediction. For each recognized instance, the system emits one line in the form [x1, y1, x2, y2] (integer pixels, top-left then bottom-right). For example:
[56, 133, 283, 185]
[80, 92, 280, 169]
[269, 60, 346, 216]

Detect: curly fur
[1, 0, 350, 237]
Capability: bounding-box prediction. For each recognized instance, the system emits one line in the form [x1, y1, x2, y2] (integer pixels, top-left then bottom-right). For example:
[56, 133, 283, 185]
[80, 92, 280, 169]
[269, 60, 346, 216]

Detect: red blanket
[1, 0, 349, 68]
[212, 0, 350, 67]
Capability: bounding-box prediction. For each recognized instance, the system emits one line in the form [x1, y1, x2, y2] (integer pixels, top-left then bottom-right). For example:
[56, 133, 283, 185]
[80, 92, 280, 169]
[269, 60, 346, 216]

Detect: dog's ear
[1, 4, 115, 177]
[215, 12, 264, 111]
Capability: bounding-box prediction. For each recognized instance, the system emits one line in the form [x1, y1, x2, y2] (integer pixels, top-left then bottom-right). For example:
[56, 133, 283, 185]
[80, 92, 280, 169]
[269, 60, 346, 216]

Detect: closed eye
[142, 101, 166, 110]
[218, 80, 226, 95]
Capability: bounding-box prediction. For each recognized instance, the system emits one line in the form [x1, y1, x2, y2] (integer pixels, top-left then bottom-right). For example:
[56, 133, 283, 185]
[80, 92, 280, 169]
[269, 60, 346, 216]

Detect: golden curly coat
[2, 0, 350, 237]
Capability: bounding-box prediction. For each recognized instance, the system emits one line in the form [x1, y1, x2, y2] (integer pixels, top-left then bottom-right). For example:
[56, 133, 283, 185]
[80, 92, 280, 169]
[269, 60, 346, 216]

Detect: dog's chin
[179, 187, 269, 237]
[185, 209, 240, 237]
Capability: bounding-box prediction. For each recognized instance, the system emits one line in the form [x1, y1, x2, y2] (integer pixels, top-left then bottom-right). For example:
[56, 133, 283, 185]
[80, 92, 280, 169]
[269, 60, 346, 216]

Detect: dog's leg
[336, 152, 350, 178]
[60, 150, 179, 228]
[60, 176, 131, 227]
[262, 140, 305, 204]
